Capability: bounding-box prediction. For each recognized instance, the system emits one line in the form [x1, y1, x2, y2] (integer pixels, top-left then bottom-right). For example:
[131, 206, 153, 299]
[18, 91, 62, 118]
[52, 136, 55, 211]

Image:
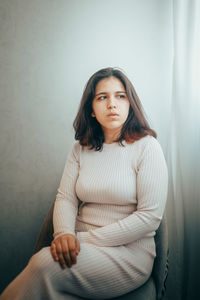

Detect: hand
[50, 234, 80, 269]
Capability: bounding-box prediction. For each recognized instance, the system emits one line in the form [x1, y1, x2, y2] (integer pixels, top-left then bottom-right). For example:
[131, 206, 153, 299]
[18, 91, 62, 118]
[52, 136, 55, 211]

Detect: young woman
[1, 67, 168, 300]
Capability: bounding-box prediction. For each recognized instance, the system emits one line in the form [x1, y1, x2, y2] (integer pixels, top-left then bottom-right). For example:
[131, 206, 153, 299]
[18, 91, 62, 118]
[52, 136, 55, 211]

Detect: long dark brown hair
[73, 67, 157, 150]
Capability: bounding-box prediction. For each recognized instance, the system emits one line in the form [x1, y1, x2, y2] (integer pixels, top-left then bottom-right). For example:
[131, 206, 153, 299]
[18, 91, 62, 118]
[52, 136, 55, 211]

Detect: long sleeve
[78, 138, 168, 247]
[53, 142, 80, 239]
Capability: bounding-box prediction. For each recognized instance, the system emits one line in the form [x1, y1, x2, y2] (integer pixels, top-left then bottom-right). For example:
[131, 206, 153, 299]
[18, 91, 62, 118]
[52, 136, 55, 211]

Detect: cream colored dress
[1, 136, 168, 300]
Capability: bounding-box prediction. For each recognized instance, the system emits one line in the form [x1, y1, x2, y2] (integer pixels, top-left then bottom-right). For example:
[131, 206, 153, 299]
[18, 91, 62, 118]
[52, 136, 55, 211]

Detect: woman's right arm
[51, 142, 80, 268]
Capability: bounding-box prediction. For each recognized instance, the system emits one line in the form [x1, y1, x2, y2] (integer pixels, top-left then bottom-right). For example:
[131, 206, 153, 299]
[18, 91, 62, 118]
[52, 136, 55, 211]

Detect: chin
[105, 124, 123, 131]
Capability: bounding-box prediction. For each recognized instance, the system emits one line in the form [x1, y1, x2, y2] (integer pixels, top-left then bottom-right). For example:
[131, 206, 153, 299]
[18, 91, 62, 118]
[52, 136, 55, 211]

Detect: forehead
[95, 76, 125, 92]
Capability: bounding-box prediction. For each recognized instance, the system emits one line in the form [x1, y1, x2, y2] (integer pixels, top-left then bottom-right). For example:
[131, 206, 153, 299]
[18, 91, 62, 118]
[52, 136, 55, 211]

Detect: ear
[91, 112, 95, 117]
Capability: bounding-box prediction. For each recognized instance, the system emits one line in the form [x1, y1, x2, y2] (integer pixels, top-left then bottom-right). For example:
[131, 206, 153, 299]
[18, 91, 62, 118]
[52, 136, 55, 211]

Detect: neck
[104, 128, 121, 144]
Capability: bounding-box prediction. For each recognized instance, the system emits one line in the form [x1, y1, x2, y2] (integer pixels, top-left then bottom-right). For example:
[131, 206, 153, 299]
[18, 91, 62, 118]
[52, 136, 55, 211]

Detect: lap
[29, 242, 153, 299]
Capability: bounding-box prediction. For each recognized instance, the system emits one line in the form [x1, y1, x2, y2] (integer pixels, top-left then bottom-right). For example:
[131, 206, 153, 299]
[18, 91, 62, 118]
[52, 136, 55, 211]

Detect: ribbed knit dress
[1, 135, 168, 300]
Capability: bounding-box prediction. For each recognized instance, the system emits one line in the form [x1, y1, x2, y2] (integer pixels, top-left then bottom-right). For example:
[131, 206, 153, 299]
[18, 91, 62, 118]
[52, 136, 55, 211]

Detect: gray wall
[0, 0, 172, 292]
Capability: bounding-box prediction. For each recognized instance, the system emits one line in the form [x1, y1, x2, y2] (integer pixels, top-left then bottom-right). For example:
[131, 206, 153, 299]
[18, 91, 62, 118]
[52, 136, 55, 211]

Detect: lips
[107, 113, 119, 117]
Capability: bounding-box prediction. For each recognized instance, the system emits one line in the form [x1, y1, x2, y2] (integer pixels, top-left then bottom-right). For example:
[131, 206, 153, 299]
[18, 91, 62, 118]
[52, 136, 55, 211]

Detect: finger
[75, 238, 80, 255]
[61, 239, 73, 267]
[68, 237, 77, 264]
[70, 248, 77, 264]
[50, 242, 59, 261]
[56, 242, 68, 269]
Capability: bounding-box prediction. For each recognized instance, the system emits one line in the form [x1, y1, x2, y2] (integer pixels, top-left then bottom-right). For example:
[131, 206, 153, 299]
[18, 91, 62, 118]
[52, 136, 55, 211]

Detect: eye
[98, 95, 106, 100]
[117, 94, 126, 99]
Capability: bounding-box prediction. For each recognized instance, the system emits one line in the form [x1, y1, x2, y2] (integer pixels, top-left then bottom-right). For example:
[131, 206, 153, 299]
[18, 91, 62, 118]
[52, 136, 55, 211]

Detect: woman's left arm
[78, 138, 168, 247]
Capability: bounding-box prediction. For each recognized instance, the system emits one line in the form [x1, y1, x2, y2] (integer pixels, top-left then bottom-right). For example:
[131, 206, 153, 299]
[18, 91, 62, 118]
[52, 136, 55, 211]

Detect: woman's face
[92, 76, 130, 139]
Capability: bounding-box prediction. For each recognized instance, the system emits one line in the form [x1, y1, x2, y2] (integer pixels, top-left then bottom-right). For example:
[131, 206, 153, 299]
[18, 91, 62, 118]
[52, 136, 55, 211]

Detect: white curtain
[166, 0, 200, 299]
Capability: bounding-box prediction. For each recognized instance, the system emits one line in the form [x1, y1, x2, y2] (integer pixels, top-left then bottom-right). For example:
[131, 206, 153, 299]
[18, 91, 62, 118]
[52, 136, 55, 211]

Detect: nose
[107, 96, 117, 109]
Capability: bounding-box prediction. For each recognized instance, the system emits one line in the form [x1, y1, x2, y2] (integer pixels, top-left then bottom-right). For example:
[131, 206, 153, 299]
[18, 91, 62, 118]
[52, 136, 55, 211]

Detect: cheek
[92, 103, 105, 116]
[122, 103, 130, 117]
[92, 102, 99, 113]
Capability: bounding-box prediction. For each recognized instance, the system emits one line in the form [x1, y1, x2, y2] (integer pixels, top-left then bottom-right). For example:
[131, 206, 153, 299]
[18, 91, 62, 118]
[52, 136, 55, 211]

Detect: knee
[28, 247, 53, 274]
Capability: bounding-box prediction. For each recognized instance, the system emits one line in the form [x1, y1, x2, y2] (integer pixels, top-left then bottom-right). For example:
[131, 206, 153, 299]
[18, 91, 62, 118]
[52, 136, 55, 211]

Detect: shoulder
[143, 135, 164, 155]
[126, 135, 166, 166]
[127, 135, 162, 154]
[67, 141, 82, 161]
[134, 135, 163, 151]
[71, 141, 81, 153]
[134, 135, 167, 169]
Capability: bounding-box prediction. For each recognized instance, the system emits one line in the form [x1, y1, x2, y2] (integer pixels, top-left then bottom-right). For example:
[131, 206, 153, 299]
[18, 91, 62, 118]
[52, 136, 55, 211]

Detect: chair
[34, 201, 169, 300]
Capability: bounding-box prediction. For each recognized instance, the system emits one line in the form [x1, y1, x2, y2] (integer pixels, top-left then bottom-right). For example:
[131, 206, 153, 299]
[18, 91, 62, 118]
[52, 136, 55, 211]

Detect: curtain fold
[166, 1, 200, 299]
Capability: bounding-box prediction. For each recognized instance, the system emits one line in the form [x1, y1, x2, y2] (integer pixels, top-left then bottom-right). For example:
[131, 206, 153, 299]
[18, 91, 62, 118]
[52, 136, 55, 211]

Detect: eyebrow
[95, 91, 126, 96]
